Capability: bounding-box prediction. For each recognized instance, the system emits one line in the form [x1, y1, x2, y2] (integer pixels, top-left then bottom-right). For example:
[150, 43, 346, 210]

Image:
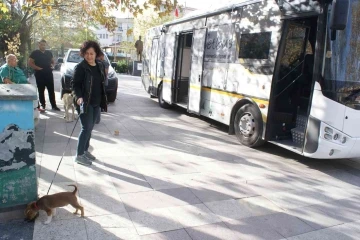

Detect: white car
[59, 49, 118, 102]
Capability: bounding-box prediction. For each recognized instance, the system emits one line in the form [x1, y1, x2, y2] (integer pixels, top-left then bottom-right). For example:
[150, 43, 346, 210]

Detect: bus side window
[238, 32, 272, 60]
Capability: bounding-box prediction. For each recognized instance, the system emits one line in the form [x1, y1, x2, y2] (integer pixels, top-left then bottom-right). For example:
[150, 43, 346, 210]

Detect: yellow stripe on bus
[194, 85, 269, 105]
[155, 78, 269, 104]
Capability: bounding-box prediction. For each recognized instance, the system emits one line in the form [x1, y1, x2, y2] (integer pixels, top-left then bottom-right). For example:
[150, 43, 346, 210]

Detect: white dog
[63, 93, 76, 122]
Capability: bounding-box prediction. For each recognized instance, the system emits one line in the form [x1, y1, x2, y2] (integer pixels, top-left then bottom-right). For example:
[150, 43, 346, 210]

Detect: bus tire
[234, 103, 264, 147]
[158, 84, 171, 109]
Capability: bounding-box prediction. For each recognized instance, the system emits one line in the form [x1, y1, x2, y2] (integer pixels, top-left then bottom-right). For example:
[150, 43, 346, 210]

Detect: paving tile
[285, 204, 344, 230]
[246, 177, 296, 195]
[74, 164, 112, 183]
[157, 188, 202, 207]
[286, 220, 360, 240]
[129, 208, 182, 235]
[264, 188, 334, 210]
[38, 165, 76, 183]
[80, 193, 127, 217]
[144, 175, 186, 190]
[189, 182, 257, 202]
[236, 196, 284, 217]
[121, 188, 201, 212]
[33, 218, 87, 240]
[106, 163, 154, 194]
[225, 218, 285, 240]
[168, 203, 222, 227]
[85, 213, 139, 240]
[0, 219, 34, 240]
[185, 222, 239, 240]
[77, 181, 119, 198]
[204, 199, 254, 221]
[136, 163, 199, 177]
[317, 197, 360, 224]
[256, 212, 315, 238]
[112, 176, 154, 194]
[139, 229, 192, 240]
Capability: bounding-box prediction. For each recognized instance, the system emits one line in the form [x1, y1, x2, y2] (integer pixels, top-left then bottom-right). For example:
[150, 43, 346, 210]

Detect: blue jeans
[77, 105, 100, 156]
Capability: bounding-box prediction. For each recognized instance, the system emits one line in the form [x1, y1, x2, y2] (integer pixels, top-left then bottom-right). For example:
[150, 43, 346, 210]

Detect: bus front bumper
[304, 121, 359, 159]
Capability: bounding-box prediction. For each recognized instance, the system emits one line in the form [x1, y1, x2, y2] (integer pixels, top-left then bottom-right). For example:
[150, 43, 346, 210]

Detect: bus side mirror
[329, 0, 350, 31]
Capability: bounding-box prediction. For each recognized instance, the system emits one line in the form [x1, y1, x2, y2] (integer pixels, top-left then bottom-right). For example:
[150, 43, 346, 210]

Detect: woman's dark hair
[79, 40, 102, 57]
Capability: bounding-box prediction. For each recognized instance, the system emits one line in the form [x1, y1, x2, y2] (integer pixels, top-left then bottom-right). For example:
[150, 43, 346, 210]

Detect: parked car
[59, 49, 118, 102]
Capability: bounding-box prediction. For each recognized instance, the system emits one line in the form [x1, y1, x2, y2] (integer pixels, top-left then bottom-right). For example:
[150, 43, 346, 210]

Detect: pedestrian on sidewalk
[28, 39, 60, 111]
[72, 40, 108, 166]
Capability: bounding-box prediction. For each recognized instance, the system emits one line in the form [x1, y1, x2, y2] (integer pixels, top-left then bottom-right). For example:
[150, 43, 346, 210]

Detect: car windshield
[67, 50, 110, 64]
[67, 51, 83, 63]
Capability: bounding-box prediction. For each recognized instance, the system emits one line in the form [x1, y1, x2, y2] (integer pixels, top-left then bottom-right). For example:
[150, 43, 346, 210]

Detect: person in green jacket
[0, 54, 45, 113]
[0, 54, 28, 84]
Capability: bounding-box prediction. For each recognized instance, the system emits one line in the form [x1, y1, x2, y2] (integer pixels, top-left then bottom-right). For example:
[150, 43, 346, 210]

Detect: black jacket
[72, 60, 107, 113]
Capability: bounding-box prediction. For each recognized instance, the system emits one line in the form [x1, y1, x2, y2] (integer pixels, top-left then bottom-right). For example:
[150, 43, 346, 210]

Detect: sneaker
[38, 107, 45, 113]
[84, 151, 96, 161]
[75, 155, 92, 166]
[52, 106, 61, 111]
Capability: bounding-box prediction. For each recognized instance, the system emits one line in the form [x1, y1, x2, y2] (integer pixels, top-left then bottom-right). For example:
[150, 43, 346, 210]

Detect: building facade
[94, 17, 134, 48]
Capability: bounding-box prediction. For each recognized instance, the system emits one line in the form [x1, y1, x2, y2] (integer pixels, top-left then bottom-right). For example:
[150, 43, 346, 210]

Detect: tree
[132, 2, 185, 41]
[32, 11, 98, 57]
[0, 0, 175, 67]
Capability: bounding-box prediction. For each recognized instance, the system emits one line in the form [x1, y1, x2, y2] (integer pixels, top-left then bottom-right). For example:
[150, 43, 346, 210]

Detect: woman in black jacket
[73, 41, 107, 166]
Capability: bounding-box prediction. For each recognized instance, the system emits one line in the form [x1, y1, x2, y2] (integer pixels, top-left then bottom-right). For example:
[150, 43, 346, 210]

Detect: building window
[238, 32, 272, 59]
[106, 34, 108, 39]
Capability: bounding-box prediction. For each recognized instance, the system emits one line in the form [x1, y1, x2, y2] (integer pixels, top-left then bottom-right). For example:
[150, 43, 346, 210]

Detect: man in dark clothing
[28, 39, 60, 111]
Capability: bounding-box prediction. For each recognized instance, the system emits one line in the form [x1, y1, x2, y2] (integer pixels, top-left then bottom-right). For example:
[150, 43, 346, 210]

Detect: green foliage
[0, 12, 21, 57]
[116, 60, 129, 73]
[0, 0, 174, 64]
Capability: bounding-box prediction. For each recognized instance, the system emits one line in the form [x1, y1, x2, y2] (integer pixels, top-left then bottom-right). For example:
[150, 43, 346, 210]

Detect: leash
[46, 116, 80, 195]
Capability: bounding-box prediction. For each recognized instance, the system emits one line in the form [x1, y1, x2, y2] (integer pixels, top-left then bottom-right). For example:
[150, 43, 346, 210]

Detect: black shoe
[52, 106, 61, 111]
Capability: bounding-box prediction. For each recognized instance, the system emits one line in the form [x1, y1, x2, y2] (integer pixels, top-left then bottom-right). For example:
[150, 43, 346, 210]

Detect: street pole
[114, 39, 117, 62]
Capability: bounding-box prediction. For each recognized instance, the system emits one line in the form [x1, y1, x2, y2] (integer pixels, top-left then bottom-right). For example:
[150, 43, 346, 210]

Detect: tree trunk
[18, 21, 31, 69]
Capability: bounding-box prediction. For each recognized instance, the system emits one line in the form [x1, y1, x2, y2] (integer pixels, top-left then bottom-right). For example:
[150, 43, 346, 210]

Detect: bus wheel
[234, 103, 264, 147]
[158, 84, 171, 109]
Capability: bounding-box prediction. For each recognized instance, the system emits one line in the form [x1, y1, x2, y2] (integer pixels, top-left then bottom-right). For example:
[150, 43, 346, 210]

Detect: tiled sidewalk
[33, 74, 360, 240]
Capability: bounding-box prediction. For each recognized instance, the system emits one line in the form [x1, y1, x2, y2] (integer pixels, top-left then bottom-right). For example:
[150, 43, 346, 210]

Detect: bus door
[188, 28, 207, 114]
[163, 33, 178, 104]
[268, 17, 318, 149]
[149, 38, 160, 96]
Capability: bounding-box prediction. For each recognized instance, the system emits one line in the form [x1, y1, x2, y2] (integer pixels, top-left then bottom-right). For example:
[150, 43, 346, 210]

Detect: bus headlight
[325, 127, 333, 134]
[324, 134, 332, 140]
[341, 137, 347, 144]
[333, 133, 339, 140]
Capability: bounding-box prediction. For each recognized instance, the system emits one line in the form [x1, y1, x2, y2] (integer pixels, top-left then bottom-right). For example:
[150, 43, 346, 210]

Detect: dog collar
[34, 202, 39, 210]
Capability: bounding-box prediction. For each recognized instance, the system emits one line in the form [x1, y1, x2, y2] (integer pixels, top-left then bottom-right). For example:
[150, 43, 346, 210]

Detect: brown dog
[24, 185, 84, 224]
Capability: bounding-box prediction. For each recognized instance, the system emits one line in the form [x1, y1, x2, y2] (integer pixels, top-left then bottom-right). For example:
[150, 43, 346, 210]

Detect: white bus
[141, 0, 360, 159]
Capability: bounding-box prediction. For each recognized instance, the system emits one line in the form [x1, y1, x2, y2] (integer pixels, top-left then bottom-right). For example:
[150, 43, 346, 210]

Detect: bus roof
[163, 0, 261, 27]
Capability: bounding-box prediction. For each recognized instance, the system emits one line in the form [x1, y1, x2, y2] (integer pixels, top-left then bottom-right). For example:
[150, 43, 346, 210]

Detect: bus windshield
[322, 0, 360, 110]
